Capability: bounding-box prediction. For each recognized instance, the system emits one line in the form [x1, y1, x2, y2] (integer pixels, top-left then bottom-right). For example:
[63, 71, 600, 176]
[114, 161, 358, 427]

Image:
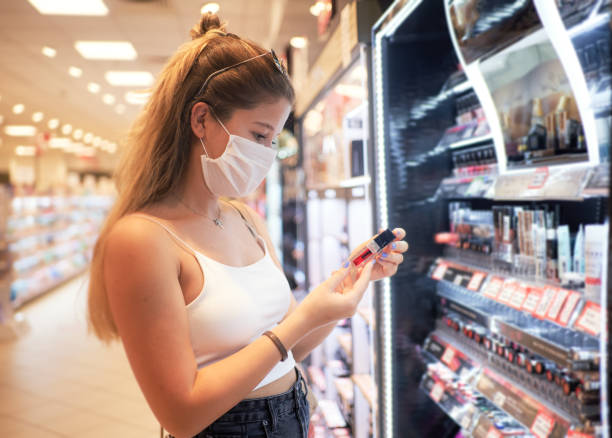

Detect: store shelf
[317, 399, 348, 429]
[334, 377, 354, 405]
[431, 258, 599, 371]
[337, 333, 352, 361]
[352, 374, 376, 410]
[449, 134, 493, 150]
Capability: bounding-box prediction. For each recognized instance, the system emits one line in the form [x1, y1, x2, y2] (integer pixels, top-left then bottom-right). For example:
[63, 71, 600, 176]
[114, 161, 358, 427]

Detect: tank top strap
[131, 214, 199, 257]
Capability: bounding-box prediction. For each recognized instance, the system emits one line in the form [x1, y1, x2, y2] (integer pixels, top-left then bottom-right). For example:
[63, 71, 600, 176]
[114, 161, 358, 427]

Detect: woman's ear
[190, 101, 210, 138]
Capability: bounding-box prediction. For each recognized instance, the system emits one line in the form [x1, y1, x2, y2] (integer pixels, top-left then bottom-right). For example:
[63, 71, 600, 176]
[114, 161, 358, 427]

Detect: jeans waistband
[213, 367, 308, 424]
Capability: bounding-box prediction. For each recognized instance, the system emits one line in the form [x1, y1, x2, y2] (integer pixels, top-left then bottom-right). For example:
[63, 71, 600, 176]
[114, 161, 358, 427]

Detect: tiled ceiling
[0, 0, 319, 165]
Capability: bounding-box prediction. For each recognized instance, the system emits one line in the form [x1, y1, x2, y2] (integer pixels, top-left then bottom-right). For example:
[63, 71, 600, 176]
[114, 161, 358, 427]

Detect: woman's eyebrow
[254, 121, 274, 131]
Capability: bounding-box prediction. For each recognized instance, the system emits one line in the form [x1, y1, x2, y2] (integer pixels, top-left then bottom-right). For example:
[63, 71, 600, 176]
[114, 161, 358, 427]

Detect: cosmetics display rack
[7, 195, 113, 308]
[371, 1, 609, 437]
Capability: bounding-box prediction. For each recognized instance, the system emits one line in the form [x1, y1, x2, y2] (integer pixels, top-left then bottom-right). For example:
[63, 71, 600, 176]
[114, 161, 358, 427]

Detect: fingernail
[382, 252, 388, 258]
[371, 259, 377, 265]
[392, 242, 397, 249]
[343, 261, 350, 268]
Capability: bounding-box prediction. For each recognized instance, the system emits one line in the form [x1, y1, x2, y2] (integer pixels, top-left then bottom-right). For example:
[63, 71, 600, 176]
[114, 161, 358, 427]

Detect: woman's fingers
[325, 265, 351, 290]
[348, 259, 375, 298]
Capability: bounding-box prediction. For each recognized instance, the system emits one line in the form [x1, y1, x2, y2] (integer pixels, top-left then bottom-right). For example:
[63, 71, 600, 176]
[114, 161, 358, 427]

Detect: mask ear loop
[198, 137, 209, 158]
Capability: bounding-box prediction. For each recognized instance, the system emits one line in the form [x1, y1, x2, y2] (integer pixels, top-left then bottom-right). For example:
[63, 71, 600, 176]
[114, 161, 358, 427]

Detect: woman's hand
[345, 228, 408, 284]
[298, 260, 376, 329]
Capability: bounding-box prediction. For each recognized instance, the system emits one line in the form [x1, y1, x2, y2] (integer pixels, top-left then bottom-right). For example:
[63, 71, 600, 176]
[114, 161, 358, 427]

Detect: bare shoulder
[104, 214, 179, 282]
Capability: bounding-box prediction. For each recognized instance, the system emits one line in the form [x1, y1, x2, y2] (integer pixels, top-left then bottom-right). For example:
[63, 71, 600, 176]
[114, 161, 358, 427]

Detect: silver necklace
[173, 193, 224, 229]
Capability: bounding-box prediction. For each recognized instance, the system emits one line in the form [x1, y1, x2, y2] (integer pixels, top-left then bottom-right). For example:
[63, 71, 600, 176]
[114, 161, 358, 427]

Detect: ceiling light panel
[105, 71, 154, 87]
[42, 46, 57, 57]
[28, 0, 109, 16]
[125, 90, 151, 105]
[15, 145, 37, 156]
[68, 66, 83, 77]
[75, 41, 137, 60]
[5, 125, 37, 136]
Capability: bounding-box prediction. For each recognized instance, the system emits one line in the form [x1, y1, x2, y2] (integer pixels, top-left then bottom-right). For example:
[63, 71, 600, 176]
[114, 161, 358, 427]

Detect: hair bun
[191, 12, 226, 40]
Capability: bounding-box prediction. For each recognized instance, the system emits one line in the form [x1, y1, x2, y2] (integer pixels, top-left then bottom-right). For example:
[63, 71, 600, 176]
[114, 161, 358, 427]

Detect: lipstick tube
[352, 229, 396, 266]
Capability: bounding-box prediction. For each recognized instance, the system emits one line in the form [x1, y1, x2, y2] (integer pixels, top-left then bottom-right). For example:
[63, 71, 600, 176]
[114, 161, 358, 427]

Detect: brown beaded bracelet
[262, 330, 288, 361]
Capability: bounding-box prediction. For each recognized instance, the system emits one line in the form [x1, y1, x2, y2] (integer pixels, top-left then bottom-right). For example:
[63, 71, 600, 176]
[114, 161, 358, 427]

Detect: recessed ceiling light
[87, 82, 101, 94]
[125, 90, 151, 105]
[84, 132, 94, 144]
[107, 142, 117, 154]
[201, 2, 220, 14]
[49, 137, 72, 149]
[4, 125, 37, 136]
[32, 112, 44, 122]
[102, 94, 116, 105]
[48, 118, 59, 129]
[42, 46, 57, 57]
[61, 124, 73, 135]
[73, 129, 83, 140]
[105, 71, 154, 87]
[27, 0, 108, 16]
[75, 41, 137, 60]
[115, 104, 126, 114]
[15, 145, 37, 156]
[12, 104, 25, 114]
[93, 136, 102, 147]
[68, 66, 83, 77]
[290, 37, 308, 49]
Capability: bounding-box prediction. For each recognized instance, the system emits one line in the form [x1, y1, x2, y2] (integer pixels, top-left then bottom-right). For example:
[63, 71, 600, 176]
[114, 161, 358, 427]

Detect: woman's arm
[104, 216, 374, 438]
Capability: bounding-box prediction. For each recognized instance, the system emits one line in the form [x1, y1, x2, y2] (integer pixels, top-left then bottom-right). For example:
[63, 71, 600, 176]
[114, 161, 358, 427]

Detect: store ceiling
[0, 0, 318, 164]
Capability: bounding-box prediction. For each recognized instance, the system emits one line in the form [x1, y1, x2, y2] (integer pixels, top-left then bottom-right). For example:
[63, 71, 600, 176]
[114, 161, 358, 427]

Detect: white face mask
[200, 116, 277, 198]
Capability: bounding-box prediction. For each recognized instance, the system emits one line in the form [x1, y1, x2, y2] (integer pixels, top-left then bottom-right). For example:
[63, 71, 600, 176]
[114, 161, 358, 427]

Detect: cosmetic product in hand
[352, 229, 396, 266]
[527, 98, 547, 151]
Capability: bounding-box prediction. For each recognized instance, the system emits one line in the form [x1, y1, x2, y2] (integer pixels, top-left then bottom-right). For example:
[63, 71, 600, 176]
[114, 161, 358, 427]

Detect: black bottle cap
[374, 229, 396, 250]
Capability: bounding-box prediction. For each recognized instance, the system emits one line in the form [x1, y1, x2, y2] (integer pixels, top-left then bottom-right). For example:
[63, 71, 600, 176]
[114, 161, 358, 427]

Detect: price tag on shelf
[534, 288, 557, 319]
[522, 287, 543, 313]
[574, 302, 602, 336]
[509, 283, 528, 309]
[432, 263, 448, 280]
[430, 381, 445, 402]
[441, 345, 459, 371]
[467, 272, 486, 291]
[530, 410, 555, 438]
[497, 281, 516, 305]
[557, 291, 581, 327]
[483, 276, 503, 299]
[546, 288, 569, 321]
[486, 426, 503, 438]
[528, 167, 549, 190]
[492, 391, 506, 408]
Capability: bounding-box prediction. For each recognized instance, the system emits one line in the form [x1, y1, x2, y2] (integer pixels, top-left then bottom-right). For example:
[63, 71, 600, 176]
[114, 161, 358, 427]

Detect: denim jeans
[192, 368, 310, 438]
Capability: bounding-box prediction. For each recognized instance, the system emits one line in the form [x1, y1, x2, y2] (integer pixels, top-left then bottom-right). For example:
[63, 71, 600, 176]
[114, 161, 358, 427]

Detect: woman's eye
[252, 133, 267, 143]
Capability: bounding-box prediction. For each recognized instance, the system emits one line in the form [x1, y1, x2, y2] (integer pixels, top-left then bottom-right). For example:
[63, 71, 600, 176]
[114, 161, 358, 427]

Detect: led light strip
[372, 2, 423, 437]
[533, 0, 600, 164]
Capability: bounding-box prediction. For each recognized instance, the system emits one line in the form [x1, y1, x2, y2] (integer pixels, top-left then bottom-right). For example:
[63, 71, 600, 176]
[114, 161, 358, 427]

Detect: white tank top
[134, 210, 296, 390]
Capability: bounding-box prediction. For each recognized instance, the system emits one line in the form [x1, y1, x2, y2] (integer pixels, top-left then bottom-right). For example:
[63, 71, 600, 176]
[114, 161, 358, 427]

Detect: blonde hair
[88, 13, 294, 341]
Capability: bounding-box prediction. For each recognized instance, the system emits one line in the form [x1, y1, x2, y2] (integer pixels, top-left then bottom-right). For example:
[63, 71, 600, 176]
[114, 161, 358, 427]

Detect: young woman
[88, 13, 407, 438]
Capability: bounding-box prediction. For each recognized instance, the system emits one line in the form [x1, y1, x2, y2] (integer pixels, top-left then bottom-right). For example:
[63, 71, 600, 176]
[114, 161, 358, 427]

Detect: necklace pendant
[213, 218, 224, 229]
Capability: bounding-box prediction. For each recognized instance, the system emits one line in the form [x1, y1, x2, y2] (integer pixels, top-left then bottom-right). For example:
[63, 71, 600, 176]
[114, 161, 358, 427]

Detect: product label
[534, 288, 557, 319]
[530, 410, 555, 438]
[528, 167, 549, 189]
[467, 272, 486, 291]
[493, 391, 506, 408]
[486, 427, 502, 438]
[574, 302, 602, 336]
[432, 263, 448, 280]
[441, 345, 460, 371]
[546, 288, 569, 321]
[483, 276, 504, 299]
[497, 281, 516, 305]
[509, 283, 528, 309]
[522, 287, 543, 313]
[557, 291, 581, 327]
[430, 381, 445, 403]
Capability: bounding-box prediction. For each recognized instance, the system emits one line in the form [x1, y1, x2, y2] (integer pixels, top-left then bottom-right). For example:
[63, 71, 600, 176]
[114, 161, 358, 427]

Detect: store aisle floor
[0, 275, 159, 437]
